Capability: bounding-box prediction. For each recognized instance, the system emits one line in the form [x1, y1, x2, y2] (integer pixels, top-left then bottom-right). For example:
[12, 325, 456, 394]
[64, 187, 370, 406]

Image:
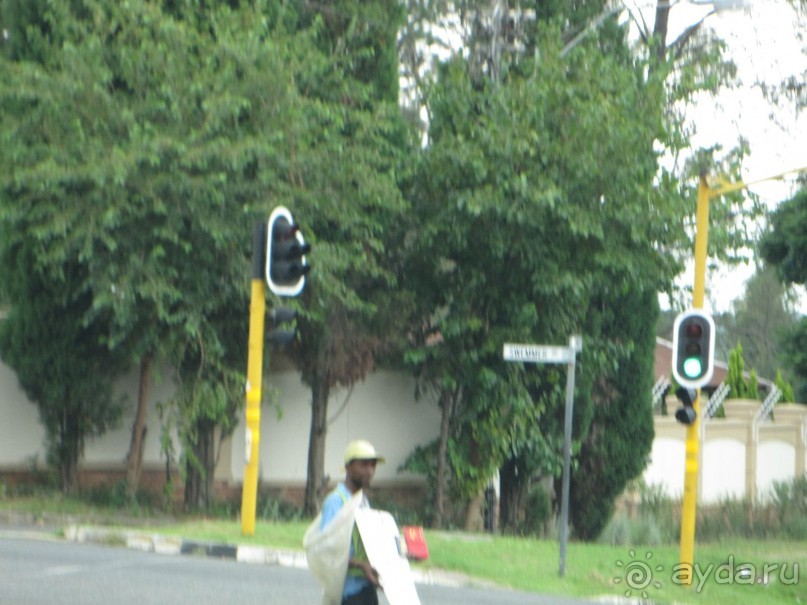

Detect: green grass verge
[423, 533, 805, 605]
[2, 497, 804, 604]
[147, 518, 310, 551]
[141, 519, 805, 605]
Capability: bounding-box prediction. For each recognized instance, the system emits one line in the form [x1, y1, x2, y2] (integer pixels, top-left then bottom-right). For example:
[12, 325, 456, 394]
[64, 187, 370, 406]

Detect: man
[320, 440, 385, 605]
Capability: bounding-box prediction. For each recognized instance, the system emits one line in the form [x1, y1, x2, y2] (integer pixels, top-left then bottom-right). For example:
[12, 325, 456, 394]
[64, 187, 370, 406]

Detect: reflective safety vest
[338, 489, 369, 578]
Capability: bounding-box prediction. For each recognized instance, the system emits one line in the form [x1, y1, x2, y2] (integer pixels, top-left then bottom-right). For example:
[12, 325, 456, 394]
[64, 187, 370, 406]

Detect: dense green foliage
[0, 0, 774, 536]
[0, 0, 411, 508]
[761, 189, 807, 401]
[717, 266, 799, 393]
[0, 243, 126, 492]
[569, 289, 658, 539]
[400, 2, 697, 536]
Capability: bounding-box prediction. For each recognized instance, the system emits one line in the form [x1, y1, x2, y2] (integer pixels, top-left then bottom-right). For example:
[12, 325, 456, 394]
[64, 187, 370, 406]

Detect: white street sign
[502, 343, 572, 364]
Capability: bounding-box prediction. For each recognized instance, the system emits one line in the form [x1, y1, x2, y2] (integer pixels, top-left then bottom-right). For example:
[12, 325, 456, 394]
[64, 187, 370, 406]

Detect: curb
[64, 525, 307, 568]
[61, 525, 487, 589]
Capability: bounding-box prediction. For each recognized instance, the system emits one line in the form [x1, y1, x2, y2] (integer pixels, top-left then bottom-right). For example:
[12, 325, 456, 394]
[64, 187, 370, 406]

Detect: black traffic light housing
[674, 387, 698, 425]
[267, 206, 311, 297]
[671, 309, 715, 389]
[268, 307, 297, 346]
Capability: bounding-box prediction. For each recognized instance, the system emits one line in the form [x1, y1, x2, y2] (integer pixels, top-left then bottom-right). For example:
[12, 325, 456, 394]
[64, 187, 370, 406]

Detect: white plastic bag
[303, 490, 363, 605]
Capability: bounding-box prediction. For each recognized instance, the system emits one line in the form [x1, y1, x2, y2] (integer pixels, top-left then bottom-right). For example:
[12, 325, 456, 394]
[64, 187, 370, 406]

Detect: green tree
[0, 0, 53, 62]
[399, 0, 751, 535]
[1, 0, 415, 512]
[747, 368, 760, 401]
[0, 243, 126, 493]
[775, 370, 796, 403]
[402, 8, 680, 529]
[569, 288, 658, 540]
[720, 266, 798, 382]
[761, 188, 807, 402]
[727, 342, 748, 399]
[0, 0, 313, 504]
[278, 0, 412, 517]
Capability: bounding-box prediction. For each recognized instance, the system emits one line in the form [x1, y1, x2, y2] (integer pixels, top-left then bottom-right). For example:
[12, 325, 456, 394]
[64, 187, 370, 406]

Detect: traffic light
[268, 307, 297, 346]
[674, 387, 698, 425]
[671, 309, 715, 389]
[267, 206, 311, 297]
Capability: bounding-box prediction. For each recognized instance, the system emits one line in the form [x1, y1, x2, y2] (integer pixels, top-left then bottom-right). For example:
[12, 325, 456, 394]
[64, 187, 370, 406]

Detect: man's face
[346, 458, 377, 490]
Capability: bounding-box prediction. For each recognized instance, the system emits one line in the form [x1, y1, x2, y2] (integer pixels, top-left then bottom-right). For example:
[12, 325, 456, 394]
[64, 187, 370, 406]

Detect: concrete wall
[0, 360, 178, 477]
[0, 356, 440, 492]
[83, 366, 179, 468]
[3, 353, 806, 506]
[0, 361, 46, 466]
[644, 400, 807, 503]
[224, 368, 442, 486]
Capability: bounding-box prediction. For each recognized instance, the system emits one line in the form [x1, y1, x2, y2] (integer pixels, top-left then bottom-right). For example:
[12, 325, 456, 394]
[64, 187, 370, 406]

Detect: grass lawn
[2, 496, 804, 604]
[140, 518, 805, 605]
[423, 533, 805, 605]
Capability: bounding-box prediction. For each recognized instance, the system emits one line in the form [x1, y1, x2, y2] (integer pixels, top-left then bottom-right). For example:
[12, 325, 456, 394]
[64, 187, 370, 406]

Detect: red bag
[402, 525, 429, 561]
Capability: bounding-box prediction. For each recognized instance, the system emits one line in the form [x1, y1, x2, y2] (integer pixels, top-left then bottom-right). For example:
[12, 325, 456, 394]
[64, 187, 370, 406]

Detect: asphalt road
[0, 536, 596, 605]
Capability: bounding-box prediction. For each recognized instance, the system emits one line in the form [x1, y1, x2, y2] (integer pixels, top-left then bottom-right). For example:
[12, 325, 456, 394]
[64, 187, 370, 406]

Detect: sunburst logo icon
[614, 550, 664, 599]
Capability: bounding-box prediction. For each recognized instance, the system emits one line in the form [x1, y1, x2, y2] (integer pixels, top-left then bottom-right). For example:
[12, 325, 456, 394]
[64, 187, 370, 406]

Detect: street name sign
[502, 343, 572, 364]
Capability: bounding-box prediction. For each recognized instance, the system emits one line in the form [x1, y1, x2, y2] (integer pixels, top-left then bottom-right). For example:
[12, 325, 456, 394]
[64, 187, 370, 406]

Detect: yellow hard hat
[343, 440, 386, 465]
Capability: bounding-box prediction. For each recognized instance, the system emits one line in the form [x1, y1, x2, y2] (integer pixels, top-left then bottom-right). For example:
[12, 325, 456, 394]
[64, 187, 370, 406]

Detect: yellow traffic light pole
[678, 176, 709, 585]
[241, 222, 267, 536]
[680, 165, 807, 584]
[239, 208, 308, 536]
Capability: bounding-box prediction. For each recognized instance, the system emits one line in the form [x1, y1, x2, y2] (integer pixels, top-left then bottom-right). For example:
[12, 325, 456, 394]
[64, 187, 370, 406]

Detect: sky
[655, 0, 807, 313]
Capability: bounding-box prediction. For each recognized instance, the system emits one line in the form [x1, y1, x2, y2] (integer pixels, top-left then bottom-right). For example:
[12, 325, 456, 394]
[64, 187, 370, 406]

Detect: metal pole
[692, 175, 710, 309]
[675, 165, 807, 581]
[241, 222, 267, 536]
[678, 176, 710, 582]
[559, 335, 581, 577]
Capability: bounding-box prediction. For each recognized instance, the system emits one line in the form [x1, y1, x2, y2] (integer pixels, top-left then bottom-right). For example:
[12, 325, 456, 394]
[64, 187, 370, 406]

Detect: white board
[354, 509, 421, 605]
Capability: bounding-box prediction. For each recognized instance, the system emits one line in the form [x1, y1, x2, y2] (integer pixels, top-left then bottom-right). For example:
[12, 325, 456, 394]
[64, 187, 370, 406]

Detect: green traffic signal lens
[683, 357, 703, 378]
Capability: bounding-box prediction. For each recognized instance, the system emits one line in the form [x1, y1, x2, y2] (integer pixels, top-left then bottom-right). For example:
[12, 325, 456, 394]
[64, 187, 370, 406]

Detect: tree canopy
[0, 0, 775, 537]
[760, 188, 807, 402]
[0, 0, 412, 506]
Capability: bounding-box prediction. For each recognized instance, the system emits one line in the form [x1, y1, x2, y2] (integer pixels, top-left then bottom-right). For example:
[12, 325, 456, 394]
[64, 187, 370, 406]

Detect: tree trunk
[59, 396, 80, 495]
[184, 419, 215, 511]
[304, 374, 330, 517]
[126, 352, 152, 499]
[432, 389, 453, 529]
[499, 457, 530, 532]
[463, 492, 485, 532]
[652, 0, 671, 65]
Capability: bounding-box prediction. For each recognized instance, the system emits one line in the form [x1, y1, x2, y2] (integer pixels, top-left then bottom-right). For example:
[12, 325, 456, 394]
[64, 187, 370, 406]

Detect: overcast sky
[657, 0, 807, 313]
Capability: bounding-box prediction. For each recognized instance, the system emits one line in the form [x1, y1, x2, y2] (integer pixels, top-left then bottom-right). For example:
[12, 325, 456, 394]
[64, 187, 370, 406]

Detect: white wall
[0, 361, 46, 465]
[644, 437, 685, 497]
[1, 354, 440, 484]
[229, 369, 442, 484]
[3, 354, 804, 502]
[643, 424, 806, 504]
[0, 359, 178, 469]
[702, 438, 746, 502]
[757, 440, 796, 500]
[82, 365, 179, 467]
